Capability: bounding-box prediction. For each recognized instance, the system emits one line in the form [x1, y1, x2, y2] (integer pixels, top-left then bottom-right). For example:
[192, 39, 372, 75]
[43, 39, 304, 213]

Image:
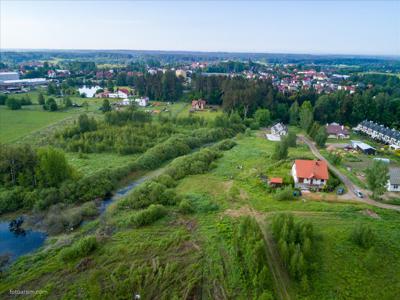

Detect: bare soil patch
[360, 209, 381, 219]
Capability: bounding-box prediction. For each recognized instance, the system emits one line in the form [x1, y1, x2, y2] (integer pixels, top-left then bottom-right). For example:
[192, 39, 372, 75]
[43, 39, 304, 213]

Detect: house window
[394, 184, 399, 189]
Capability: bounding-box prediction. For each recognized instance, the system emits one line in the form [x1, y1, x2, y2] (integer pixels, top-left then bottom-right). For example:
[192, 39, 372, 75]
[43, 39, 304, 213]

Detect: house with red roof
[291, 160, 329, 190]
[269, 177, 283, 188]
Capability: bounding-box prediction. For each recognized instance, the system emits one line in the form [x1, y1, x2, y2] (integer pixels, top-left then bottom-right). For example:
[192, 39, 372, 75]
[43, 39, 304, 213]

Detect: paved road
[299, 135, 400, 212]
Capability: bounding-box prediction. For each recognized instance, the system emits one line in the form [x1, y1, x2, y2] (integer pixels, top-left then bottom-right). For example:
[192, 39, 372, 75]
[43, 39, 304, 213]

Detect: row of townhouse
[356, 120, 400, 147]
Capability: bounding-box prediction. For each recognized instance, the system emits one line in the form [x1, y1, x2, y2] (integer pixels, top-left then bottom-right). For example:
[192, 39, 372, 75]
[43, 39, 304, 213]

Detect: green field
[0, 92, 119, 143]
[0, 106, 74, 143]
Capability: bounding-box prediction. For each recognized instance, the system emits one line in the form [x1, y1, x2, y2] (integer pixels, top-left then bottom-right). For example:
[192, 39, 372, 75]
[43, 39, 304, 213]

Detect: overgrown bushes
[272, 214, 316, 291]
[350, 223, 376, 249]
[43, 202, 98, 234]
[117, 179, 177, 210]
[128, 204, 167, 227]
[274, 186, 295, 201]
[233, 217, 274, 298]
[60, 235, 98, 262]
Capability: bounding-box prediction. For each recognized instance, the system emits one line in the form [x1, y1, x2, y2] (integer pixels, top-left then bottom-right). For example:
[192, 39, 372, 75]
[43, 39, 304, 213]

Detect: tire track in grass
[255, 214, 293, 300]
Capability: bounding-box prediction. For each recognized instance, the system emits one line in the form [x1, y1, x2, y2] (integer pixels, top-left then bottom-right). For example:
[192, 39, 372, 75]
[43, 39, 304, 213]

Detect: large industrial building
[0, 72, 47, 92]
[0, 72, 20, 82]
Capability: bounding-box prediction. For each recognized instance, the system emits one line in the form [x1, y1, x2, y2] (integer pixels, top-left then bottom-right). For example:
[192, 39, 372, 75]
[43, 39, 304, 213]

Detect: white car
[354, 190, 364, 198]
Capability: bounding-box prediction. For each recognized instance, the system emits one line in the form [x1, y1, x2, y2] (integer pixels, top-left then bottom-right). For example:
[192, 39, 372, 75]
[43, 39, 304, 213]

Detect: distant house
[109, 89, 129, 99]
[269, 177, 283, 188]
[120, 98, 134, 106]
[135, 97, 149, 107]
[326, 123, 349, 139]
[271, 123, 288, 136]
[355, 120, 400, 147]
[191, 99, 206, 110]
[387, 168, 400, 192]
[351, 140, 376, 155]
[291, 160, 329, 190]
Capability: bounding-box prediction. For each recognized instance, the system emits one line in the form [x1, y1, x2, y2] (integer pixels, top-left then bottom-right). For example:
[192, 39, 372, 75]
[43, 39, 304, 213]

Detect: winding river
[0, 169, 162, 263]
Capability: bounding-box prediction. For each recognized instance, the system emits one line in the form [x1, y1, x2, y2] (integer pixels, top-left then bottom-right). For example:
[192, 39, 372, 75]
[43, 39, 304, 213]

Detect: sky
[1, 0, 399, 56]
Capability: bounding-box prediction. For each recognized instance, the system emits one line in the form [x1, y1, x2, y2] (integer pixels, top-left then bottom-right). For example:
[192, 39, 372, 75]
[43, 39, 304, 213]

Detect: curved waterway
[0, 168, 163, 263]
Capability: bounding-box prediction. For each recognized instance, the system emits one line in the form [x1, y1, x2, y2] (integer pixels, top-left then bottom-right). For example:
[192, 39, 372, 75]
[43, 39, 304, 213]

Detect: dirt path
[255, 215, 293, 300]
[299, 135, 400, 212]
[224, 207, 293, 300]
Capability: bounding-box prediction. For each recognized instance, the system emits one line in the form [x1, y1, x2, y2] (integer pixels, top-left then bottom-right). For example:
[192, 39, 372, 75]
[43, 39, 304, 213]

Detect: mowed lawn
[0, 106, 73, 143]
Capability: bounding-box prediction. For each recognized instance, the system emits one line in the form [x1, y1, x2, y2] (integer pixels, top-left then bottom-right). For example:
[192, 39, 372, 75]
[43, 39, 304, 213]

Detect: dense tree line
[133, 70, 184, 101]
[190, 74, 400, 129]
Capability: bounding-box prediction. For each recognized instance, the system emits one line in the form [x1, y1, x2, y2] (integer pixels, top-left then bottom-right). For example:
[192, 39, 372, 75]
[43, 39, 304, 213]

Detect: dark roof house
[326, 123, 349, 138]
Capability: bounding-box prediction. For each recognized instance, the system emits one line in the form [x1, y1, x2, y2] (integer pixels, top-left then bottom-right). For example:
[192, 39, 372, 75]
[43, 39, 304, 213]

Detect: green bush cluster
[350, 223, 376, 249]
[274, 186, 295, 201]
[233, 217, 274, 298]
[118, 176, 177, 210]
[58, 114, 173, 155]
[60, 235, 98, 262]
[128, 204, 167, 227]
[178, 199, 195, 214]
[165, 148, 222, 180]
[272, 214, 316, 291]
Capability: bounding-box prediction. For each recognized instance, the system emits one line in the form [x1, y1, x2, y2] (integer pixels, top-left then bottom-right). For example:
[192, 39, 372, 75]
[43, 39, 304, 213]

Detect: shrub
[6, 98, 21, 110]
[350, 223, 376, 249]
[272, 138, 288, 160]
[129, 204, 167, 227]
[274, 186, 295, 201]
[285, 131, 297, 147]
[60, 235, 98, 261]
[0, 187, 25, 214]
[118, 181, 176, 210]
[178, 199, 194, 214]
[250, 122, 260, 130]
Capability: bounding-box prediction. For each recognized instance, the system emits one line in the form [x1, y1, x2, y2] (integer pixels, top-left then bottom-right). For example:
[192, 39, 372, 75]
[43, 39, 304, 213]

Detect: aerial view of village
[0, 0, 399, 299]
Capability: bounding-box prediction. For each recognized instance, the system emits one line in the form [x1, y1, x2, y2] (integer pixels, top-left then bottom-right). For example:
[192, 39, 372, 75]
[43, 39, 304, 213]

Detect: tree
[78, 114, 97, 133]
[0, 94, 7, 105]
[38, 93, 45, 105]
[314, 126, 327, 148]
[101, 99, 112, 112]
[63, 97, 72, 108]
[365, 160, 389, 199]
[36, 147, 74, 188]
[47, 82, 58, 95]
[285, 131, 297, 147]
[299, 101, 313, 131]
[44, 98, 58, 111]
[273, 138, 289, 160]
[5, 98, 21, 110]
[107, 79, 114, 92]
[254, 108, 271, 127]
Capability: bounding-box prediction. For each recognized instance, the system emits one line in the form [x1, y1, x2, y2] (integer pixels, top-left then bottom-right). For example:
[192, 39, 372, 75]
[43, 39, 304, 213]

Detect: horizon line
[1, 48, 399, 59]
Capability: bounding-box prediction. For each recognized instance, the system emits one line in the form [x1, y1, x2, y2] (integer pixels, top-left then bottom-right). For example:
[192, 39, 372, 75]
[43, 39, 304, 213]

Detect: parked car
[354, 190, 364, 198]
[336, 187, 345, 195]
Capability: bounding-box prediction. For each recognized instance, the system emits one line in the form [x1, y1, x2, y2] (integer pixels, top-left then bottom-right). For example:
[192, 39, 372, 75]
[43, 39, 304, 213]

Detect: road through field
[299, 135, 400, 212]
